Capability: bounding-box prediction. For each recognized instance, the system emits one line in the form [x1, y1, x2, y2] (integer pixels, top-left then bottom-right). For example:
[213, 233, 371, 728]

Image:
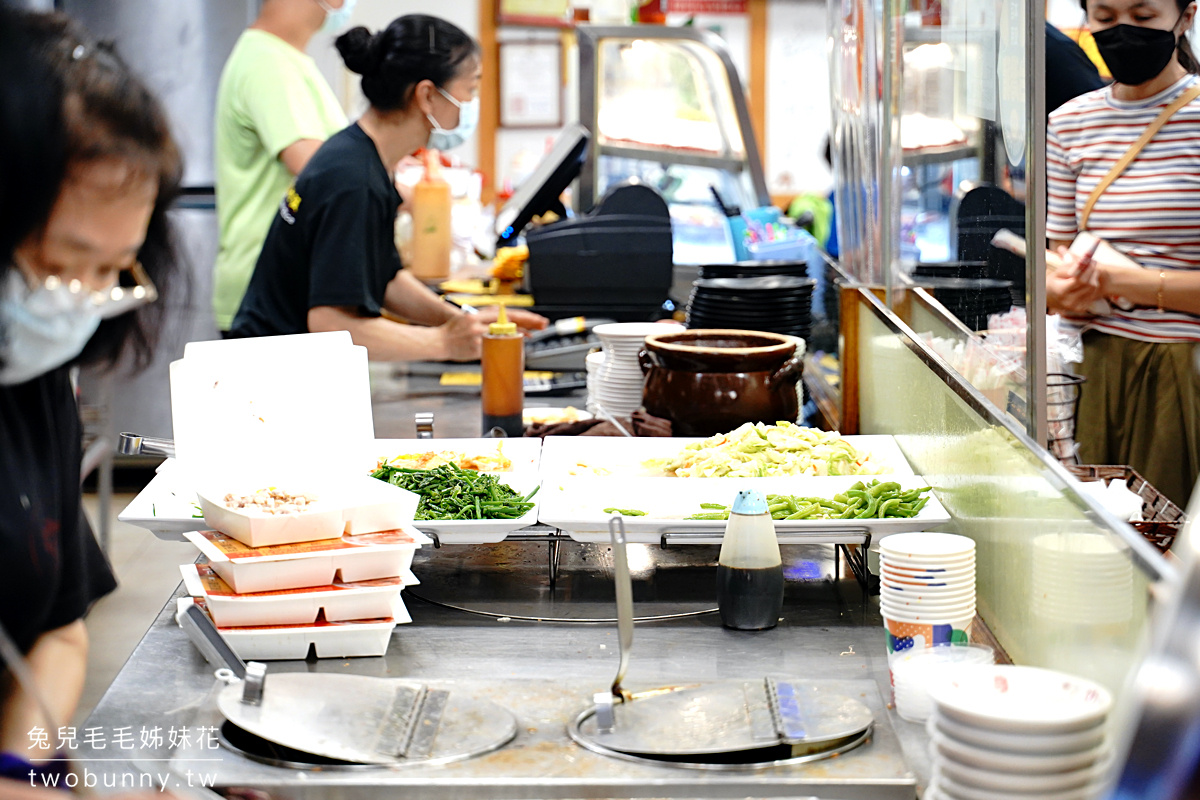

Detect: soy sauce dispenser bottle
[717, 489, 784, 630]
[481, 304, 525, 437]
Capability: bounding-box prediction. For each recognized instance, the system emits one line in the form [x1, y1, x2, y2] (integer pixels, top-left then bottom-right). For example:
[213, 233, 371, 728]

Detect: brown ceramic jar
[639, 330, 803, 436]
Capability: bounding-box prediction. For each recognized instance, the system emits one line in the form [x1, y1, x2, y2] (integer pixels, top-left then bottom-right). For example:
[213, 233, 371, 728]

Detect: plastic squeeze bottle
[481, 304, 525, 437]
[716, 489, 784, 630]
[408, 149, 452, 283]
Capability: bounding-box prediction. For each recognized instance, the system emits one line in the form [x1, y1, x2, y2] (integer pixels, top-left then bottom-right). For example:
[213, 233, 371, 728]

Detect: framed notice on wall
[497, 0, 572, 27]
[499, 41, 563, 128]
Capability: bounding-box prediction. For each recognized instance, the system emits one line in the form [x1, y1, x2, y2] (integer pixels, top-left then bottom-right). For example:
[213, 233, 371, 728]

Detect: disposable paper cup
[881, 573, 974, 590]
[881, 552, 976, 568]
[880, 532, 975, 559]
[881, 585, 975, 603]
[883, 563, 974, 575]
[883, 587, 974, 606]
[884, 614, 975, 665]
[881, 604, 976, 624]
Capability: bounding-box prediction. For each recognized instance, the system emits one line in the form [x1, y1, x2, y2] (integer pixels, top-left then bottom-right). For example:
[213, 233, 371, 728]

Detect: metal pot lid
[574, 678, 873, 757]
[217, 672, 517, 765]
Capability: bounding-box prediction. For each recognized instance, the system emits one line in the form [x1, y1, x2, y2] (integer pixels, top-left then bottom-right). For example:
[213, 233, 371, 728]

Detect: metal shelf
[902, 141, 977, 166]
[597, 141, 746, 172]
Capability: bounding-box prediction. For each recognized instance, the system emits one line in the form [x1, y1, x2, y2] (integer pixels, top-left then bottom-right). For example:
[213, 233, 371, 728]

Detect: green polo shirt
[213, 29, 346, 331]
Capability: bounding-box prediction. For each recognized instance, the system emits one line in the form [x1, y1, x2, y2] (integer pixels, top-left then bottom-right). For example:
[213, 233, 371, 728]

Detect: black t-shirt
[1046, 22, 1107, 116]
[0, 367, 116, 654]
[230, 123, 403, 338]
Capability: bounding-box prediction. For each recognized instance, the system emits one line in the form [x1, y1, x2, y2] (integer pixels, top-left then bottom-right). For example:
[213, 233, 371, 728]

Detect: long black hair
[0, 8, 64, 267]
[2, 12, 184, 372]
[335, 15, 480, 112]
[1081, 0, 1200, 73]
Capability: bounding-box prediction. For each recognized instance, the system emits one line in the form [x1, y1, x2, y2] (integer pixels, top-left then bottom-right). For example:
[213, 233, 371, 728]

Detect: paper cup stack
[1032, 533, 1133, 625]
[588, 322, 665, 417]
[926, 665, 1114, 800]
[880, 532, 977, 662]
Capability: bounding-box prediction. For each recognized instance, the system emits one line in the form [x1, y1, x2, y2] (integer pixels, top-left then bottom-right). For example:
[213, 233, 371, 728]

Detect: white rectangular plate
[407, 472, 540, 544]
[536, 475, 949, 544]
[538, 435, 916, 479]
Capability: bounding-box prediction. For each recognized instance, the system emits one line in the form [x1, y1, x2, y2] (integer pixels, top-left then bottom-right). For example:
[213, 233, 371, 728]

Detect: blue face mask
[317, 0, 357, 34]
[426, 87, 479, 151]
[0, 268, 101, 385]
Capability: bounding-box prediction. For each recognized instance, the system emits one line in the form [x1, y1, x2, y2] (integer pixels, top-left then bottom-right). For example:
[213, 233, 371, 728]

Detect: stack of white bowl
[880, 533, 977, 663]
[588, 323, 666, 417]
[926, 665, 1114, 800]
[585, 350, 605, 410]
[891, 643, 994, 723]
[1032, 532, 1133, 625]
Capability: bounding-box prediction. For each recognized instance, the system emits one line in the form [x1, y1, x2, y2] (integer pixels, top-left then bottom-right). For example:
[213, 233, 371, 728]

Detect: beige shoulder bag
[1080, 82, 1200, 230]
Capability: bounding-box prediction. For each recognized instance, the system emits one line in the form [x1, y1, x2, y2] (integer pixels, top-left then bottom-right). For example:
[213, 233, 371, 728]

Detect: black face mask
[1092, 22, 1180, 86]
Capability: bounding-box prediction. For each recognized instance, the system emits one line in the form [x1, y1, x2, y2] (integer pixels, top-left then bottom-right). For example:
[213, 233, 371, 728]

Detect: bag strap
[1080, 82, 1200, 230]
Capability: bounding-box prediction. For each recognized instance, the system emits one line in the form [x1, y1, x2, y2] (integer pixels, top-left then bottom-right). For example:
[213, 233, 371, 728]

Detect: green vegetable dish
[371, 462, 538, 521]
[684, 480, 932, 521]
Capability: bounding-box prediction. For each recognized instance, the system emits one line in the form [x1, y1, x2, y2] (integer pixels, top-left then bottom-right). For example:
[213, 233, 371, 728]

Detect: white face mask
[426, 87, 479, 151]
[316, 0, 357, 34]
[0, 268, 102, 385]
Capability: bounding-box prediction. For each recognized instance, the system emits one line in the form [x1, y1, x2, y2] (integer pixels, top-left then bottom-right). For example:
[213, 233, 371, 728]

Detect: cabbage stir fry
[647, 422, 886, 478]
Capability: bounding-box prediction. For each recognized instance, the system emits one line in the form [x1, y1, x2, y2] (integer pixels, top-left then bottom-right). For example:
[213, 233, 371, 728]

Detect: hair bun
[335, 26, 377, 75]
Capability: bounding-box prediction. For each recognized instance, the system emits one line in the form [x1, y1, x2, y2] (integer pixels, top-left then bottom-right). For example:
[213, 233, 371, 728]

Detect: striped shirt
[1047, 74, 1200, 342]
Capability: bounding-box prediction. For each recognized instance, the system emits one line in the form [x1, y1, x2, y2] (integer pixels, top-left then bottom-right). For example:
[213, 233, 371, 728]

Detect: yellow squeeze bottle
[408, 149, 452, 283]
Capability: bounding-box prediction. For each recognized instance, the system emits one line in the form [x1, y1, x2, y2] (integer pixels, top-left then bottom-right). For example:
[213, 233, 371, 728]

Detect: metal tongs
[118, 431, 176, 458]
[594, 514, 636, 732]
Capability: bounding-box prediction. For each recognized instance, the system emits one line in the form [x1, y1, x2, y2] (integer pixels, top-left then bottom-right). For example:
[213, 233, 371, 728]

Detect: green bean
[855, 496, 881, 518]
[699, 502, 727, 510]
[877, 498, 900, 518]
[603, 507, 647, 516]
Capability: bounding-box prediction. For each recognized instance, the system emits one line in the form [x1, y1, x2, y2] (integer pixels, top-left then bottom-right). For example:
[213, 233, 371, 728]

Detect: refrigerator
[65, 0, 260, 456]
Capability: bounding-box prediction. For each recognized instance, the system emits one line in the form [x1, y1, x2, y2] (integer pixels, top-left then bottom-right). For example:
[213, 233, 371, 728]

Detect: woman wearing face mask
[212, 0, 355, 336]
[230, 14, 547, 359]
[1046, 0, 1200, 507]
[0, 11, 183, 795]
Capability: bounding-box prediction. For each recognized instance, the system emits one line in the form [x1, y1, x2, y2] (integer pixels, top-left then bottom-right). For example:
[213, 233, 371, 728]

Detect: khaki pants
[1076, 332, 1200, 510]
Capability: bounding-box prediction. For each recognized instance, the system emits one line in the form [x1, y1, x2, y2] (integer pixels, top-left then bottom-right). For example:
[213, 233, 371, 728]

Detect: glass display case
[576, 26, 770, 265]
[828, 0, 1049, 446]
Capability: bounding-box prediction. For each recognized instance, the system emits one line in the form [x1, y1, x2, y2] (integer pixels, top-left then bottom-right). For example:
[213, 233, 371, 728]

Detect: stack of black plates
[698, 259, 810, 281]
[912, 261, 988, 280]
[911, 276, 1014, 332]
[687, 275, 815, 341]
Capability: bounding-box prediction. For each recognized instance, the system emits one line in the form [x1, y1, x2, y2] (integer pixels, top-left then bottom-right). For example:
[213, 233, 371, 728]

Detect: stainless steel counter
[80, 541, 923, 798]
[80, 373, 926, 798]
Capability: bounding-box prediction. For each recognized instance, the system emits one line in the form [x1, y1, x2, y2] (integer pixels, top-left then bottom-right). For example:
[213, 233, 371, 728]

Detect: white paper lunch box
[179, 563, 416, 628]
[177, 597, 406, 661]
[195, 478, 420, 547]
[184, 526, 431, 594]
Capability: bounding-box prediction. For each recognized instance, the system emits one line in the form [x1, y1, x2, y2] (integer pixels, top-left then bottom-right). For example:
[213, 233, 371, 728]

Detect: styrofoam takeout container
[180, 563, 414, 627]
[178, 597, 407, 661]
[197, 487, 344, 547]
[197, 477, 420, 547]
[184, 526, 430, 594]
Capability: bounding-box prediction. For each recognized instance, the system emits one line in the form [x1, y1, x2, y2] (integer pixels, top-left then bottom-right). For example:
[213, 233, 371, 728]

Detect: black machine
[524, 181, 674, 321]
[494, 123, 590, 250]
[492, 123, 674, 323]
